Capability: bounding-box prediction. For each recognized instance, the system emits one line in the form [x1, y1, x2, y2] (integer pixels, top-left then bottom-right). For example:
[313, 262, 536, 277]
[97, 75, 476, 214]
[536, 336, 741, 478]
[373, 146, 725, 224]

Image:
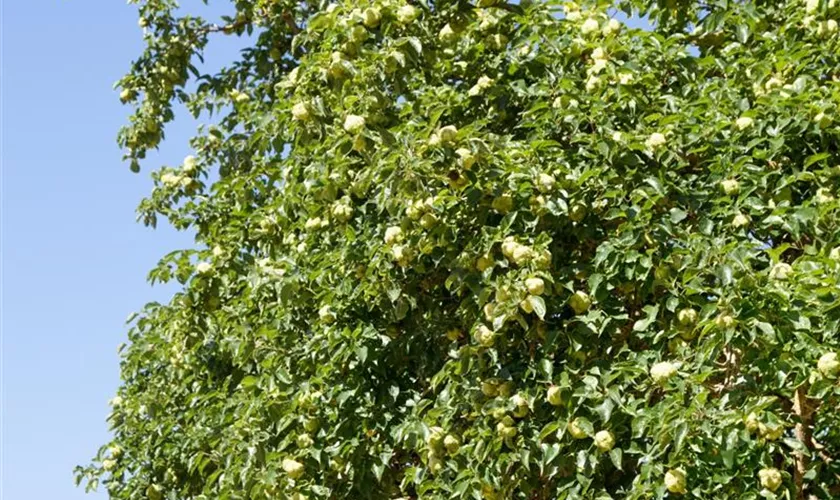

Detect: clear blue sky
[1, 1, 244, 498]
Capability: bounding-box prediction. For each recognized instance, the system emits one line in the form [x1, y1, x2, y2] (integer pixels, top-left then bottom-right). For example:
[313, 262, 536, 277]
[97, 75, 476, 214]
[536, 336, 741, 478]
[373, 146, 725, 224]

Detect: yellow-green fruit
[282, 458, 305, 479]
[720, 178, 740, 195]
[296, 433, 313, 448]
[511, 394, 529, 418]
[817, 352, 839, 378]
[438, 125, 458, 143]
[715, 314, 735, 329]
[664, 469, 687, 495]
[396, 4, 419, 25]
[497, 381, 514, 397]
[481, 379, 499, 397]
[443, 434, 460, 455]
[445, 328, 462, 341]
[650, 361, 678, 384]
[677, 308, 698, 326]
[593, 430, 615, 452]
[428, 453, 444, 474]
[303, 418, 320, 433]
[457, 148, 477, 169]
[745, 412, 760, 432]
[758, 467, 782, 492]
[546, 385, 563, 406]
[426, 426, 445, 448]
[146, 484, 163, 500]
[420, 213, 438, 229]
[537, 173, 556, 193]
[567, 418, 588, 439]
[362, 8, 381, 28]
[476, 254, 494, 272]
[497, 416, 517, 439]
[569, 203, 587, 222]
[519, 298, 534, 314]
[438, 23, 457, 43]
[569, 291, 591, 315]
[476, 325, 495, 347]
[525, 277, 545, 295]
[758, 423, 782, 441]
[492, 194, 514, 213]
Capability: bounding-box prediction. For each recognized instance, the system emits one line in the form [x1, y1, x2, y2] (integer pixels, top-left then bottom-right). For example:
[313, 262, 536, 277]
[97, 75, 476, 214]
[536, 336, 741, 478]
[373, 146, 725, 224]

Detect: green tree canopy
[78, 0, 840, 498]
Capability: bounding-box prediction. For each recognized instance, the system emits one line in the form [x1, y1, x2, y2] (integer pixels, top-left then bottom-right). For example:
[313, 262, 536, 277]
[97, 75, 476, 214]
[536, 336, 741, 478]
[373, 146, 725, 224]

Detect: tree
[77, 0, 840, 498]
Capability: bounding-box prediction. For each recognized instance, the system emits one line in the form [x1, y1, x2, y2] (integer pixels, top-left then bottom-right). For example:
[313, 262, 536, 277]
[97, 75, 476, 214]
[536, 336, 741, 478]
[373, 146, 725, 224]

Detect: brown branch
[792, 385, 819, 500]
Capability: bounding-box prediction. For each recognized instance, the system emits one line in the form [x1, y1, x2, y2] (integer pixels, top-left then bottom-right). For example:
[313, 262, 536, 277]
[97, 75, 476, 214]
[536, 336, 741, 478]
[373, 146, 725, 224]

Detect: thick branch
[792, 385, 818, 500]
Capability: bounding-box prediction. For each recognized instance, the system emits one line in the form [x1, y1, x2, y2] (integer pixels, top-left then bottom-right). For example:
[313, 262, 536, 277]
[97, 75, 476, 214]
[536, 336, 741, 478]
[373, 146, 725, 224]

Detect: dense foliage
[77, 0, 840, 498]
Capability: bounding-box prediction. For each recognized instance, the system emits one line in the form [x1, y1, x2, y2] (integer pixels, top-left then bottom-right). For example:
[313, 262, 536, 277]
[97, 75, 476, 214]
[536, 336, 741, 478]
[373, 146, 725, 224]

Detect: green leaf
[528, 295, 546, 320]
[609, 448, 623, 470]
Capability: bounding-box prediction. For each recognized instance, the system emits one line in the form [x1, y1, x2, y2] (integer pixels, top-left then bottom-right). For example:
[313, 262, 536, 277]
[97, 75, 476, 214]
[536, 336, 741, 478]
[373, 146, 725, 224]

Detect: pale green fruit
[476, 254, 494, 272]
[745, 412, 760, 432]
[569, 203, 587, 222]
[546, 385, 563, 406]
[319, 305, 336, 324]
[664, 469, 687, 494]
[428, 453, 444, 474]
[343, 114, 366, 134]
[384, 226, 403, 245]
[593, 430, 615, 452]
[445, 328, 462, 341]
[817, 352, 839, 378]
[758, 467, 782, 492]
[481, 379, 499, 397]
[496, 417, 517, 439]
[567, 418, 588, 439]
[650, 361, 678, 384]
[292, 102, 312, 121]
[533, 249, 552, 269]
[519, 298, 534, 314]
[396, 4, 419, 25]
[720, 178, 740, 195]
[525, 277, 545, 295]
[536, 173, 556, 193]
[438, 23, 457, 43]
[735, 116, 754, 130]
[146, 484, 163, 500]
[677, 308, 698, 326]
[303, 417, 320, 433]
[569, 291, 591, 315]
[296, 433, 314, 448]
[492, 194, 514, 214]
[426, 426, 445, 448]
[438, 125, 458, 144]
[758, 422, 782, 441]
[511, 394, 529, 418]
[497, 381, 514, 397]
[483, 303, 496, 321]
[511, 245, 533, 265]
[814, 112, 832, 129]
[362, 8, 381, 28]
[103, 459, 118, 471]
[476, 325, 495, 347]
[282, 458, 305, 479]
[715, 314, 735, 329]
[419, 213, 438, 229]
[443, 434, 460, 454]
[456, 148, 477, 169]
[770, 262, 793, 280]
